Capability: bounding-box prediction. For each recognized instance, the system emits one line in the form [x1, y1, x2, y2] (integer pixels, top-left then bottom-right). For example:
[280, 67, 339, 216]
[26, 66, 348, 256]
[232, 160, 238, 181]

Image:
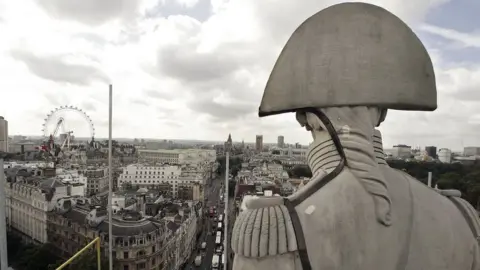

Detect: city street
[183, 174, 225, 270]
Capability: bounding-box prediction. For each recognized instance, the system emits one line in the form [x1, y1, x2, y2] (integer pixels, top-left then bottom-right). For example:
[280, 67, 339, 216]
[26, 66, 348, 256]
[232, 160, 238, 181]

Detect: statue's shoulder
[231, 196, 298, 258]
[436, 188, 480, 241]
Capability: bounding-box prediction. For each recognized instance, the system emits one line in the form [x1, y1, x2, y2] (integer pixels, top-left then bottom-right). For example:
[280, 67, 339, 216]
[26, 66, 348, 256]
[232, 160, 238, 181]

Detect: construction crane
[41, 117, 70, 167]
[42, 117, 64, 153]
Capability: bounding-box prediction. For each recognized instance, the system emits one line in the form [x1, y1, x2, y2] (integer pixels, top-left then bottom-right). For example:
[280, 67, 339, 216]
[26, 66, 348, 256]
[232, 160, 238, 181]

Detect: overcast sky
[0, 0, 479, 150]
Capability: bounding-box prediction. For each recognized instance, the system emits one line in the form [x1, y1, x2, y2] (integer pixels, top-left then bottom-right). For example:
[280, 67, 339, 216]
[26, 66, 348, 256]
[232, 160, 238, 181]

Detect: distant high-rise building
[425, 146, 437, 158]
[438, 148, 452, 163]
[255, 135, 263, 152]
[277, 136, 284, 148]
[464, 147, 480, 157]
[0, 116, 8, 152]
[392, 144, 412, 159]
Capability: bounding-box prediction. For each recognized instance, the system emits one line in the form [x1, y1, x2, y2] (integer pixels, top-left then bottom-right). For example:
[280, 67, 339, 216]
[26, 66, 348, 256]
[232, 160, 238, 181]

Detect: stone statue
[231, 3, 480, 270]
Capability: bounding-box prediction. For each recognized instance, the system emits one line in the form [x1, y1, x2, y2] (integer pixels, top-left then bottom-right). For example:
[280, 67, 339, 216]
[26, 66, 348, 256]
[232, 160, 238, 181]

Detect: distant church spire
[225, 133, 232, 151]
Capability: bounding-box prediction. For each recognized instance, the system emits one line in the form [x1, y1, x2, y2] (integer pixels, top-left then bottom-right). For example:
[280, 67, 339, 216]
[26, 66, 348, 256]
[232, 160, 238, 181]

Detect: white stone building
[8, 142, 36, 153]
[5, 178, 69, 244]
[138, 149, 216, 165]
[438, 148, 452, 164]
[391, 144, 412, 159]
[118, 164, 203, 198]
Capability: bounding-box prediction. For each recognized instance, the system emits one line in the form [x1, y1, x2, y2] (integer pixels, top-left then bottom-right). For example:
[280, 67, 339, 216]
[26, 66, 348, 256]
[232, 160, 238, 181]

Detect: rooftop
[52, 197, 200, 237]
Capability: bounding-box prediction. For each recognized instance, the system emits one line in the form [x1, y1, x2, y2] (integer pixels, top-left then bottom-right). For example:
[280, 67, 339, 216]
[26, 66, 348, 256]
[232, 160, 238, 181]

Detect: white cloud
[174, 0, 201, 8]
[420, 24, 480, 48]
[1, 0, 479, 151]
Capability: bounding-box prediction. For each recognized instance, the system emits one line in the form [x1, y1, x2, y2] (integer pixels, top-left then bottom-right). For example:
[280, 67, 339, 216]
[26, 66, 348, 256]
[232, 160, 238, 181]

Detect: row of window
[121, 175, 179, 179]
[128, 170, 177, 175]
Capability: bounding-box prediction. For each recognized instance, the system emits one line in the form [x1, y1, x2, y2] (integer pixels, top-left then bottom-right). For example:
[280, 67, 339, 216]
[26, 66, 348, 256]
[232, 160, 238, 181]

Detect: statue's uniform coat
[232, 165, 480, 270]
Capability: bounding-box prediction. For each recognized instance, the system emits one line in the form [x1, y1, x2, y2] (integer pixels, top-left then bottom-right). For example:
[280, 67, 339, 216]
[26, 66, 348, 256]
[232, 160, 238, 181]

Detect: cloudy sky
[0, 0, 478, 150]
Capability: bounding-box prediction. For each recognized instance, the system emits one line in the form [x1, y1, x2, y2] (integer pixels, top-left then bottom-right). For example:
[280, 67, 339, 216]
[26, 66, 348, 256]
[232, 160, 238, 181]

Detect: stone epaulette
[231, 198, 298, 258]
[435, 189, 462, 197]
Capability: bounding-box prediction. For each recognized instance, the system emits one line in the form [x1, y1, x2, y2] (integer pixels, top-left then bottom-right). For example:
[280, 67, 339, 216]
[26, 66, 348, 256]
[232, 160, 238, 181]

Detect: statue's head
[258, 2, 437, 226]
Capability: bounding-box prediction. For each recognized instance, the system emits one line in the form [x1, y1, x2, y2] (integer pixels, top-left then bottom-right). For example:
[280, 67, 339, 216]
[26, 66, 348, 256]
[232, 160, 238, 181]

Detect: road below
[183, 174, 224, 270]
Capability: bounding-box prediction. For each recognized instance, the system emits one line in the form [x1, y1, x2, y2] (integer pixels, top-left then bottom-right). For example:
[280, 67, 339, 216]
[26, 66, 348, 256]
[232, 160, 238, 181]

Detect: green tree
[216, 156, 243, 176]
[14, 243, 60, 270]
[288, 165, 312, 178]
[67, 249, 109, 270]
[46, 248, 109, 270]
[462, 171, 480, 208]
[7, 232, 23, 262]
[228, 180, 236, 197]
[436, 172, 464, 190]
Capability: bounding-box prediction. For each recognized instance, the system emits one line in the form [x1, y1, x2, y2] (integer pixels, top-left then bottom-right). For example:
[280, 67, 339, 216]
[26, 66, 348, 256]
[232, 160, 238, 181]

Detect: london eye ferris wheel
[41, 105, 96, 144]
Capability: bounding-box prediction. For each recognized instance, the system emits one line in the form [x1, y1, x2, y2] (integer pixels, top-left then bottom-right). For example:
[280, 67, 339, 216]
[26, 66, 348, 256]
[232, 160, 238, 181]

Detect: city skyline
[5, 132, 471, 153]
[1, 0, 480, 150]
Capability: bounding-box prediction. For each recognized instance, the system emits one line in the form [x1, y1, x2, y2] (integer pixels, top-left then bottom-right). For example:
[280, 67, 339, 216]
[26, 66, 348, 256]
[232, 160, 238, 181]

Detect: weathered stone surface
[231, 200, 298, 258]
[373, 129, 387, 165]
[232, 2, 480, 270]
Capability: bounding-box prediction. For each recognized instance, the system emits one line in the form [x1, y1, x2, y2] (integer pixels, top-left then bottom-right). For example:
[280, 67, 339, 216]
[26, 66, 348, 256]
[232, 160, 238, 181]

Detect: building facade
[269, 146, 307, 161]
[138, 149, 216, 165]
[5, 177, 69, 244]
[80, 167, 109, 195]
[255, 135, 263, 152]
[277, 136, 284, 148]
[391, 144, 412, 159]
[47, 197, 200, 270]
[117, 165, 203, 199]
[464, 147, 480, 157]
[438, 148, 452, 163]
[425, 146, 437, 158]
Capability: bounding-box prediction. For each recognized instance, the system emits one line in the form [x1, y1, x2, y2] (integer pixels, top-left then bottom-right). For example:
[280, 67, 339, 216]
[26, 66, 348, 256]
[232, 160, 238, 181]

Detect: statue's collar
[373, 129, 387, 165]
[287, 108, 347, 207]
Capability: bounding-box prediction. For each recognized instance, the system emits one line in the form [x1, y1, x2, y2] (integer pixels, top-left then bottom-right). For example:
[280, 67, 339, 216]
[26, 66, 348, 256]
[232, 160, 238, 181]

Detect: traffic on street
[182, 174, 227, 270]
